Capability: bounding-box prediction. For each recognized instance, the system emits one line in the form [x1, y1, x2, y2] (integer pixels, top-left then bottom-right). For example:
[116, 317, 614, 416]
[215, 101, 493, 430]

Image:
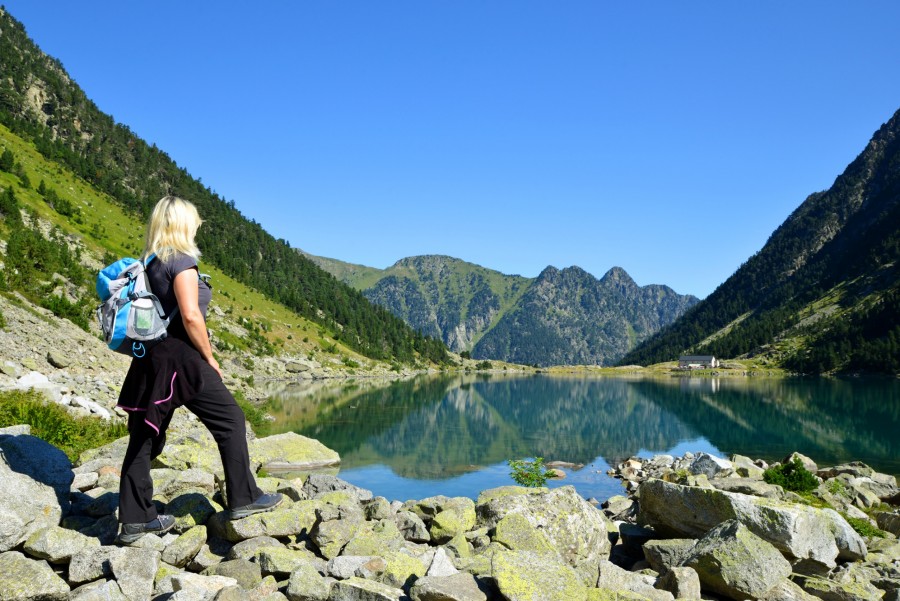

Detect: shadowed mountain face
[621, 107, 900, 374]
[262, 375, 900, 484]
[301, 253, 698, 366]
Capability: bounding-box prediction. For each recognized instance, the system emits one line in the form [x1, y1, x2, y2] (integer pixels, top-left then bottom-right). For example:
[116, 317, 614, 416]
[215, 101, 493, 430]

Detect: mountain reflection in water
[261, 375, 900, 501]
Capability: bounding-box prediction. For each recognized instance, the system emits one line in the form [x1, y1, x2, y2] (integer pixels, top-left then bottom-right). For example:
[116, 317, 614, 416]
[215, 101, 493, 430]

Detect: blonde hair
[143, 196, 202, 263]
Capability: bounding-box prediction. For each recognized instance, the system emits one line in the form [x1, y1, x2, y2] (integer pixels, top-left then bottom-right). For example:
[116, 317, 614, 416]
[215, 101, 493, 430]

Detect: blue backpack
[95, 255, 177, 358]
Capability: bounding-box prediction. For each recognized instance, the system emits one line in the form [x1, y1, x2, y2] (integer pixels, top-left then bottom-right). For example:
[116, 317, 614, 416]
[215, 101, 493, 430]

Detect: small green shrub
[842, 514, 886, 538]
[475, 360, 493, 370]
[826, 478, 850, 498]
[233, 390, 266, 432]
[0, 389, 128, 462]
[763, 457, 819, 493]
[509, 457, 553, 487]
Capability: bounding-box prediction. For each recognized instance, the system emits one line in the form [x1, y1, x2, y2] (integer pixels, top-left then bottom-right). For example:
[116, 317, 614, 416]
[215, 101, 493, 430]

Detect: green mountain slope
[0, 8, 447, 365]
[473, 266, 698, 366]
[620, 107, 900, 374]
[304, 251, 698, 366]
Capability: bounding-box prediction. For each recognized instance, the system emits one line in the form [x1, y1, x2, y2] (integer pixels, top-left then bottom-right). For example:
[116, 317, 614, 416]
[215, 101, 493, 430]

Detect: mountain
[620, 107, 900, 374]
[302, 252, 699, 366]
[0, 8, 448, 366]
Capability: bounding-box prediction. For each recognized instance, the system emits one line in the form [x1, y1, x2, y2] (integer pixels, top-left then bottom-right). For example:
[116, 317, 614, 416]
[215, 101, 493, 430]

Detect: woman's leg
[184, 366, 263, 509]
[118, 415, 162, 524]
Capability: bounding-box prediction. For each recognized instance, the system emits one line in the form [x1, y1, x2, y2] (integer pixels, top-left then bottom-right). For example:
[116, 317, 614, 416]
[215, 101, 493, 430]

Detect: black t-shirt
[146, 252, 212, 344]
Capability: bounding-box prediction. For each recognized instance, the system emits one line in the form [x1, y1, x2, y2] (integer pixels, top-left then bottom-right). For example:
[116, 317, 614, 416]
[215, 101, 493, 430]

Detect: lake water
[259, 374, 900, 503]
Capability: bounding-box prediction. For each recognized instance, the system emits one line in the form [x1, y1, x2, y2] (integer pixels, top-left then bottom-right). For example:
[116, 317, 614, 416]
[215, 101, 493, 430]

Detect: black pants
[118, 369, 263, 524]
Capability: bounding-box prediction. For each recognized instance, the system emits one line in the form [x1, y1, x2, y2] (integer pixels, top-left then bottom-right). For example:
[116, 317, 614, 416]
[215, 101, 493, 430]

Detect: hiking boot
[228, 492, 284, 520]
[117, 514, 176, 544]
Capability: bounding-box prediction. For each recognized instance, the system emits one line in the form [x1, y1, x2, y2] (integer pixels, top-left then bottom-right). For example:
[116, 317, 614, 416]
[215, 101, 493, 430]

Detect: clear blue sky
[5, 2, 900, 298]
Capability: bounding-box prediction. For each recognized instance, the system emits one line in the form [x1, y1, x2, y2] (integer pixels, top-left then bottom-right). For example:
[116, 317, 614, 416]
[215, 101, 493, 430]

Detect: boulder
[202, 558, 262, 590]
[710, 477, 784, 499]
[410, 573, 488, 601]
[223, 501, 321, 542]
[393, 511, 430, 543]
[168, 493, 222, 533]
[108, 546, 160, 601]
[68, 546, 122, 585]
[378, 549, 427, 589]
[876, 510, 900, 536]
[595, 560, 673, 601]
[476, 485, 612, 582]
[756, 580, 820, 601]
[226, 536, 284, 561]
[286, 561, 333, 601]
[163, 526, 208, 568]
[256, 547, 318, 577]
[341, 520, 405, 556]
[429, 498, 476, 544]
[783, 452, 819, 473]
[69, 580, 128, 601]
[0, 551, 70, 601]
[170, 573, 238, 599]
[426, 547, 459, 578]
[654, 566, 701, 600]
[302, 473, 371, 502]
[641, 538, 697, 575]
[491, 549, 589, 601]
[687, 452, 733, 478]
[46, 350, 72, 368]
[800, 574, 885, 601]
[329, 577, 406, 601]
[638, 479, 866, 569]
[0, 435, 72, 552]
[23, 525, 100, 564]
[327, 556, 382, 580]
[250, 433, 341, 471]
[683, 520, 792, 600]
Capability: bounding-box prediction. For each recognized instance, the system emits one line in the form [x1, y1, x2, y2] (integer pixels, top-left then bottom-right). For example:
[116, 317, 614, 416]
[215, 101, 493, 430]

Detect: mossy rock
[494, 513, 557, 554]
[491, 549, 588, 601]
[429, 500, 476, 544]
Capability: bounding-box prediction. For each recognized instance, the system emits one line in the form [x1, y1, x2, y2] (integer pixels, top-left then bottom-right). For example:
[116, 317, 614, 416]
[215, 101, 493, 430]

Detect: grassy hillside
[0, 122, 383, 369]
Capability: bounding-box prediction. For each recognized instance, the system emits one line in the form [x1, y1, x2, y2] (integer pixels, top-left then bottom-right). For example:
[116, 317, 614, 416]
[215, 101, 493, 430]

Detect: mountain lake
[260, 374, 900, 502]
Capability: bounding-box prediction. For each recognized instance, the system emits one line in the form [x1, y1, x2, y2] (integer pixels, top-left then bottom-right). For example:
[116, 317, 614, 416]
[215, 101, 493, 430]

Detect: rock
[0, 435, 72, 552]
[491, 550, 589, 601]
[800, 574, 886, 601]
[429, 498, 476, 544]
[110, 546, 161, 601]
[476, 485, 612, 582]
[0, 424, 30, 436]
[46, 350, 72, 368]
[732, 454, 767, 479]
[341, 520, 405, 556]
[493, 512, 556, 554]
[394, 511, 430, 543]
[783, 452, 819, 473]
[328, 577, 406, 601]
[363, 497, 393, 521]
[302, 473, 372, 502]
[683, 520, 792, 600]
[71, 472, 99, 491]
[250, 433, 341, 471]
[654, 566, 700, 600]
[641, 538, 696, 575]
[601, 495, 635, 520]
[226, 536, 284, 561]
[68, 546, 122, 585]
[378, 549, 427, 589]
[23, 525, 100, 564]
[171, 573, 239, 599]
[876, 510, 900, 536]
[328, 556, 381, 580]
[756, 579, 819, 601]
[638, 479, 866, 569]
[169, 493, 222, 533]
[69, 580, 128, 601]
[224, 501, 321, 542]
[426, 547, 459, 578]
[284, 362, 310, 373]
[410, 573, 488, 601]
[285, 561, 333, 601]
[163, 526, 208, 568]
[188, 543, 227, 572]
[203, 558, 262, 590]
[0, 551, 70, 601]
[710, 477, 784, 498]
[256, 547, 317, 577]
[595, 560, 673, 601]
[687, 452, 733, 478]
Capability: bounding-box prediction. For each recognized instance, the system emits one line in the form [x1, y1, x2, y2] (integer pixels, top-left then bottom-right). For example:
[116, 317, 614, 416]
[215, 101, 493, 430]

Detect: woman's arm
[173, 268, 222, 378]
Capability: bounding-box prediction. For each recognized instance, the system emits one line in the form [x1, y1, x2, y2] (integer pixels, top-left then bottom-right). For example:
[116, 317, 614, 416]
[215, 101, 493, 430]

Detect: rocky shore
[2, 395, 899, 601]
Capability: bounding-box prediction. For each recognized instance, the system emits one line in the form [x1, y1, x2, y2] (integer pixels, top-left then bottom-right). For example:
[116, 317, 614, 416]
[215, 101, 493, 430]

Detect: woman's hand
[207, 356, 223, 379]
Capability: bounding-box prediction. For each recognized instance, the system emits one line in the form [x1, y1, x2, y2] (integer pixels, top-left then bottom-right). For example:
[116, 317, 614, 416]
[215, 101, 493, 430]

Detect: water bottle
[132, 298, 155, 336]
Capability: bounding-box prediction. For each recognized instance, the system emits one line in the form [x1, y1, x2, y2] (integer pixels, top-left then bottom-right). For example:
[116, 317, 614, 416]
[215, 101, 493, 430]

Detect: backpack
[95, 254, 178, 358]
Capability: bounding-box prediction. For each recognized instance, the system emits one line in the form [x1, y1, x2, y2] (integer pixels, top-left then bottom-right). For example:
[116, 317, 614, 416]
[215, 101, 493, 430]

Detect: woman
[116, 195, 281, 544]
